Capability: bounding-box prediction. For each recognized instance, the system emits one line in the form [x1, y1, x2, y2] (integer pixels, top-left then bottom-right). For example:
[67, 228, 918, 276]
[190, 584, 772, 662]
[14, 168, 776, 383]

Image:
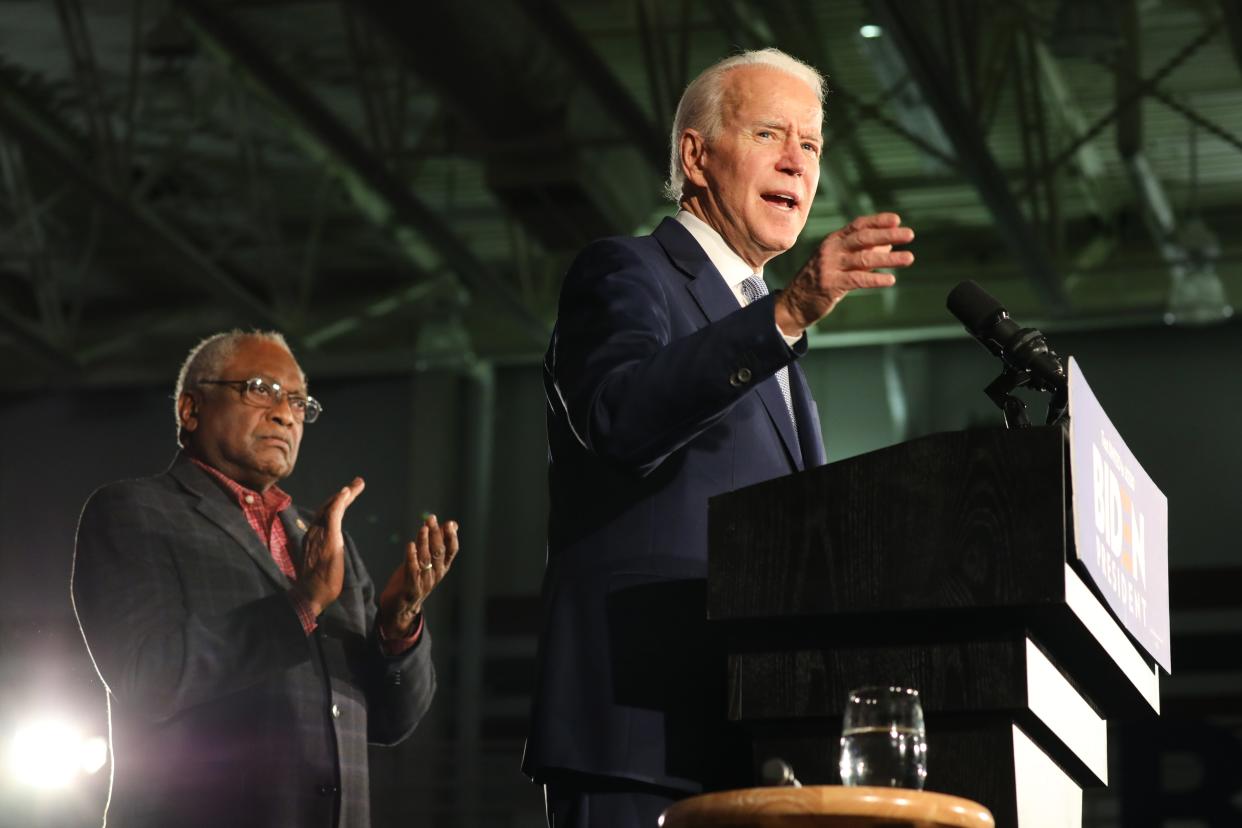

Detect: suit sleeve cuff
[377, 614, 424, 656]
[768, 289, 807, 350]
[776, 322, 804, 348]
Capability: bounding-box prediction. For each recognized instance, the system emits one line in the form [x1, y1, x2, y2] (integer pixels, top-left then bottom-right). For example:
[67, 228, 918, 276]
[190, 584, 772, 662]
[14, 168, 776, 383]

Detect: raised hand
[776, 212, 915, 336]
[293, 477, 366, 616]
[378, 514, 460, 639]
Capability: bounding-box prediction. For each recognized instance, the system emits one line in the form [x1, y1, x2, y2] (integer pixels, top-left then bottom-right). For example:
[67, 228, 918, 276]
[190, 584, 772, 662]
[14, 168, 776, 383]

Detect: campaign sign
[1068, 357, 1171, 672]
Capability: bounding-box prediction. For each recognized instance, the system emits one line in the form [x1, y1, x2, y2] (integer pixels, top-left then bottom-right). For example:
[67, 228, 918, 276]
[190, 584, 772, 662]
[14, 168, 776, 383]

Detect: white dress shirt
[673, 210, 802, 346]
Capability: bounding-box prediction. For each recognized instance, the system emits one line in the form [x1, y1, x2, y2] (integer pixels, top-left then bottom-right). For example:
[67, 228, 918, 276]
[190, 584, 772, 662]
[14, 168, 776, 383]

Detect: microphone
[760, 757, 802, 788]
[946, 280, 1066, 392]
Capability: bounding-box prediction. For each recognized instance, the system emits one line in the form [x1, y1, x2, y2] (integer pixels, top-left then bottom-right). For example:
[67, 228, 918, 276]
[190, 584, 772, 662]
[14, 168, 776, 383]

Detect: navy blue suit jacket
[524, 218, 826, 793]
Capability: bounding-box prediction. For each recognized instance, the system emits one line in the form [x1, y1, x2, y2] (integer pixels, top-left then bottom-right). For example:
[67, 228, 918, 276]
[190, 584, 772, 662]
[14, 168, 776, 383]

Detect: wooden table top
[659, 785, 996, 828]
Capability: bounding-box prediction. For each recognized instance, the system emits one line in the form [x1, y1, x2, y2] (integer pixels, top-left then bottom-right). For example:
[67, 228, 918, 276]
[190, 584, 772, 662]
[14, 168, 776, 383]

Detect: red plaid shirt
[190, 458, 421, 651]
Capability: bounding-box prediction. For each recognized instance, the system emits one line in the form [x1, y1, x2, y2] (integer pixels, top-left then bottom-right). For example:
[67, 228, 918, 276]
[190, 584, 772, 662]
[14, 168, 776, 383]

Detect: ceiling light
[859, 24, 884, 38]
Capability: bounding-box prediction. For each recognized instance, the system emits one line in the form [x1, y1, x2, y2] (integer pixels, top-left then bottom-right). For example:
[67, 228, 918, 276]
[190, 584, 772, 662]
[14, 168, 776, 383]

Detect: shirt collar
[188, 456, 292, 514]
[674, 209, 763, 289]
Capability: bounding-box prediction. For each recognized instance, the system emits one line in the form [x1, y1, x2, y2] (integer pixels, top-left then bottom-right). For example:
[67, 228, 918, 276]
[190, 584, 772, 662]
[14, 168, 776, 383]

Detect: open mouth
[761, 193, 798, 210]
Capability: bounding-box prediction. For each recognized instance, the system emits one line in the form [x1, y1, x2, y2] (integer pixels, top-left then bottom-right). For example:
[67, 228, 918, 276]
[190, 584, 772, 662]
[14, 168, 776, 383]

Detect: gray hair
[173, 329, 302, 445]
[663, 48, 826, 202]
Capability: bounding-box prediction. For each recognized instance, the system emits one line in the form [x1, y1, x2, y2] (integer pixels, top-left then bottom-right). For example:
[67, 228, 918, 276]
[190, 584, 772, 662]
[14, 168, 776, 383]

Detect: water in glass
[839, 724, 927, 788]
[838, 686, 928, 790]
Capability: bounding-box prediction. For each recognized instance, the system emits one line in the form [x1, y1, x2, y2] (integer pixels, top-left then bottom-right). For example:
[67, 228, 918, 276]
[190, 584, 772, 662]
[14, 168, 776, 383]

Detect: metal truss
[877, 0, 1068, 311]
[175, 0, 550, 346]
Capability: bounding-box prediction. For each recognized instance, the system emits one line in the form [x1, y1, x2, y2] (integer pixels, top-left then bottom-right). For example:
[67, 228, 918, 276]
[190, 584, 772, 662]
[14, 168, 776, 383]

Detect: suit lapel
[167, 455, 292, 589]
[789, 361, 827, 467]
[279, 508, 309, 572]
[654, 218, 740, 325]
[753, 375, 803, 471]
[653, 217, 804, 471]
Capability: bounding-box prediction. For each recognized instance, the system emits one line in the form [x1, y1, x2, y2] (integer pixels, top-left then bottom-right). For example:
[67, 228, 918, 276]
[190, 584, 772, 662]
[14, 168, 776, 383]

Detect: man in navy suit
[523, 48, 915, 826]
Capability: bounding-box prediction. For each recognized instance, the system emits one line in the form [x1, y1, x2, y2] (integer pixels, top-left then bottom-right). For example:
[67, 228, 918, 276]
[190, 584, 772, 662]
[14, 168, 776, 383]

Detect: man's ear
[680, 128, 710, 190]
[177, 392, 199, 435]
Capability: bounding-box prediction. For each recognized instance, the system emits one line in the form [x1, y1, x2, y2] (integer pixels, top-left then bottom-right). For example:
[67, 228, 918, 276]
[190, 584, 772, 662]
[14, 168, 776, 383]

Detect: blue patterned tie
[739, 275, 798, 437]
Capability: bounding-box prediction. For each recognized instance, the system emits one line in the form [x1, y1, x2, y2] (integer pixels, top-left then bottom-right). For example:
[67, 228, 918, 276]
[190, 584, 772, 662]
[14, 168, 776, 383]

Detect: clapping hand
[378, 513, 460, 639]
[293, 477, 366, 616]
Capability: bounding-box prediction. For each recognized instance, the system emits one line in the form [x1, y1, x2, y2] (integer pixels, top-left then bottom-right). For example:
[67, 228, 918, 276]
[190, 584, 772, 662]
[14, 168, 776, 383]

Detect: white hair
[173, 329, 301, 445]
[663, 47, 826, 202]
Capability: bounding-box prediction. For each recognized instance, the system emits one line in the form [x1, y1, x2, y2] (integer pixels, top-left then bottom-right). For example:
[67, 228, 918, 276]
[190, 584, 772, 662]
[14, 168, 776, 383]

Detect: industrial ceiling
[0, 0, 1239, 389]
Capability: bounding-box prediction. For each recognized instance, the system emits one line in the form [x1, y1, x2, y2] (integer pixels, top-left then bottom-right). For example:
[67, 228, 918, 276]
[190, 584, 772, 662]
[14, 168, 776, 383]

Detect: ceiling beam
[0, 69, 284, 329]
[1021, 21, 1219, 198]
[174, 0, 549, 345]
[301, 276, 461, 350]
[824, 83, 961, 172]
[1115, 0, 1143, 160]
[1031, 41, 1108, 217]
[0, 296, 80, 372]
[1114, 0, 1231, 324]
[351, 0, 657, 251]
[708, 0, 879, 220]
[875, 0, 1066, 311]
[515, 0, 666, 174]
[1219, 0, 1242, 80]
[0, 138, 68, 342]
[53, 0, 123, 187]
[761, 0, 893, 212]
[1148, 86, 1242, 155]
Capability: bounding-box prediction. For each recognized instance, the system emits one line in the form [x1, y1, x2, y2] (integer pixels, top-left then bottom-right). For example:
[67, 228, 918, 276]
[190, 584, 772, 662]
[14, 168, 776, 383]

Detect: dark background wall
[1, 317, 1239, 826]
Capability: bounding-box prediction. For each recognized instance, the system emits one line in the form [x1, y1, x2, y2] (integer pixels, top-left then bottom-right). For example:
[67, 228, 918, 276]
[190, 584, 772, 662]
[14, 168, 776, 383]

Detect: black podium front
[707, 426, 1161, 827]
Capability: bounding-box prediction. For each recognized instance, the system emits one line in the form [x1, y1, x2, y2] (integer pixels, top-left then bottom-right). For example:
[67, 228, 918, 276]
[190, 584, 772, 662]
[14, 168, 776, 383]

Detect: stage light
[6, 717, 108, 789]
[859, 24, 884, 38]
[79, 736, 108, 775]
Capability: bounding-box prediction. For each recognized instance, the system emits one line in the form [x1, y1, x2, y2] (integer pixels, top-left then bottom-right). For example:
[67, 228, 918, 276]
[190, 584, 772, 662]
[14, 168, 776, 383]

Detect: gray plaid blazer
[71, 453, 435, 828]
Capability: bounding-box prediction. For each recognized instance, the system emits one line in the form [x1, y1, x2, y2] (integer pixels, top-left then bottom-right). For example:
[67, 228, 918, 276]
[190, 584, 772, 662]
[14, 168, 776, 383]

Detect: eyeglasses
[197, 377, 323, 423]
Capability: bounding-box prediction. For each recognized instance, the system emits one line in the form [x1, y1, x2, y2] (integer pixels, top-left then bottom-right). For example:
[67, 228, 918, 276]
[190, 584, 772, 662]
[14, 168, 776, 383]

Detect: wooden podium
[661, 785, 994, 828]
[706, 426, 1161, 827]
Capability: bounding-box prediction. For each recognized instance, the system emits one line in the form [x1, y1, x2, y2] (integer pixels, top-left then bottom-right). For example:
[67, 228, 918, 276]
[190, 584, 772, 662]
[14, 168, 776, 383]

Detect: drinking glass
[838, 685, 928, 789]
